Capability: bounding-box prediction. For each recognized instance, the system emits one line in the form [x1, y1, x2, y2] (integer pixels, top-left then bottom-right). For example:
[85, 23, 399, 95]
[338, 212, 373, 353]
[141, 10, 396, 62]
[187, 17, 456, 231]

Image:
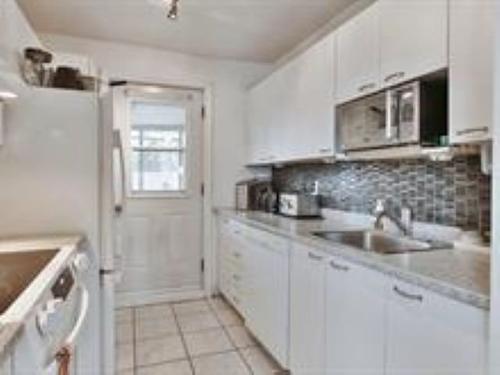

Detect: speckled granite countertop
[215, 208, 490, 310]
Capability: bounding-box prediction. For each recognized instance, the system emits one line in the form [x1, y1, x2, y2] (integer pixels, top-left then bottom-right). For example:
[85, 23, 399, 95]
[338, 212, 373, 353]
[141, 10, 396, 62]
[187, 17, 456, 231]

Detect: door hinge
[201, 183, 205, 196]
[201, 259, 205, 273]
[201, 106, 206, 120]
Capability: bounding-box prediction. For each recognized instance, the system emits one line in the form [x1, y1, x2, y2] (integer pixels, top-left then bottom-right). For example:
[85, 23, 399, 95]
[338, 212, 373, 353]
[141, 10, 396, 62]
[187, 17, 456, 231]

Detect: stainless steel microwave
[336, 79, 447, 152]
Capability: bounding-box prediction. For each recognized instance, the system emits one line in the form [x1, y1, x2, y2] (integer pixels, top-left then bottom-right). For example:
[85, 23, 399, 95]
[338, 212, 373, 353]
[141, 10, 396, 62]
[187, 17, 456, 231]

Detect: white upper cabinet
[247, 81, 275, 164]
[386, 279, 488, 375]
[325, 256, 387, 375]
[290, 244, 327, 375]
[284, 32, 336, 161]
[247, 32, 335, 165]
[336, 2, 380, 104]
[379, 0, 448, 88]
[449, 0, 494, 144]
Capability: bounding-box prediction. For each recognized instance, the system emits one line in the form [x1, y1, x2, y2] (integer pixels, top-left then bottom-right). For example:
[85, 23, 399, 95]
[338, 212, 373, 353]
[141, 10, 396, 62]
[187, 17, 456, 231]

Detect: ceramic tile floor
[115, 297, 286, 375]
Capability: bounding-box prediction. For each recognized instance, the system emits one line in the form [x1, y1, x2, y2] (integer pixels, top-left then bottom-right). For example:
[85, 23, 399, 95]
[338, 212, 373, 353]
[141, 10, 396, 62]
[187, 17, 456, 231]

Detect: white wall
[0, 0, 41, 76]
[40, 33, 271, 208]
[490, 4, 500, 374]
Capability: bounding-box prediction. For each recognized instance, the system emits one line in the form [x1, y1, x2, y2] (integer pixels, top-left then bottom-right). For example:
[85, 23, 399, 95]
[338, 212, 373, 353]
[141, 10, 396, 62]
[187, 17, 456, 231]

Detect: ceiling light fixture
[167, 0, 180, 20]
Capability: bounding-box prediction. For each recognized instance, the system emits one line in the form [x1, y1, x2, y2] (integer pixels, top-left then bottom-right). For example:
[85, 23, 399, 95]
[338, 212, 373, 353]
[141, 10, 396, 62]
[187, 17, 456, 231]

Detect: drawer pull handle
[319, 148, 332, 154]
[393, 286, 423, 302]
[358, 83, 376, 92]
[384, 71, 405, 83]
[329, 260, 350, 272]
[308, 252, 324, 261]
[456, 127, 489, 136]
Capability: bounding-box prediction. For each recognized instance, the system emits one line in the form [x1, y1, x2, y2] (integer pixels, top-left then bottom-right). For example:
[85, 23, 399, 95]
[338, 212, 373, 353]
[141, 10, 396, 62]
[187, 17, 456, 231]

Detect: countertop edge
[214, 208, 490, 311]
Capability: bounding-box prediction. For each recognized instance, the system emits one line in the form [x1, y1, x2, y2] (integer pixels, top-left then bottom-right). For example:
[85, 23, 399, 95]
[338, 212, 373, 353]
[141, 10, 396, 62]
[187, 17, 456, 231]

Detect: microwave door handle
[113, 130, 126, 215]
[386, 90, 393, 140]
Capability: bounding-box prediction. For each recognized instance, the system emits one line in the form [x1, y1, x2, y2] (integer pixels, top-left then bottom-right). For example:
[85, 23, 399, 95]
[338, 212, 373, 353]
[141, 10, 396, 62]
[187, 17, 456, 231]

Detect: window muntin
[129, 100, 188, 194]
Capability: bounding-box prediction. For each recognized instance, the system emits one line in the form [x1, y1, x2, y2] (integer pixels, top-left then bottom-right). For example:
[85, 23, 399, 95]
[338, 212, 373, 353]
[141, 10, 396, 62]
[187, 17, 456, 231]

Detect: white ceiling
[17, 0, 356, 63]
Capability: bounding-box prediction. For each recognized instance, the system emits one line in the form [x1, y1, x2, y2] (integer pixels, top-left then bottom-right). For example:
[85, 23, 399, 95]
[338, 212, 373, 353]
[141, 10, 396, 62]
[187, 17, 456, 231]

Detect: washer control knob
[73, 253, 90, 273]
[36, 298, 63, 336]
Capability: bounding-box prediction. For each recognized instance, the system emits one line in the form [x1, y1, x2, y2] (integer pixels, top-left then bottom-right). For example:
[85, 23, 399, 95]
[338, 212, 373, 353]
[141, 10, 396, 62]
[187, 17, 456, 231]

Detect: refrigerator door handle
[112, 129, 126, 215]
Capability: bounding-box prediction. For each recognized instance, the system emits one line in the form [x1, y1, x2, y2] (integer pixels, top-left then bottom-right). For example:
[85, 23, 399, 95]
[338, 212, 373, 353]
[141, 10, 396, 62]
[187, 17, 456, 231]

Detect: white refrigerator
[0, 86, 121, 374]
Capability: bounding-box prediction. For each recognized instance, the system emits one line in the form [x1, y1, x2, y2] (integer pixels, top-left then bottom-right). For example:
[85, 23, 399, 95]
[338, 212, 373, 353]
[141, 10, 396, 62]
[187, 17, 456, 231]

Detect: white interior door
[114, 85, 204, 306]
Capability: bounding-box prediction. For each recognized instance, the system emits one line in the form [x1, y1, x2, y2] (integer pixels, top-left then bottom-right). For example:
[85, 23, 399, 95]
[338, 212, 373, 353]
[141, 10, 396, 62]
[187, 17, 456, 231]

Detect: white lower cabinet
[217, 219, 248, 316]
[218, 219, 290, 368]
[217, 220, 489, 375]
[325, 256, 387, 375]
[244, 228, 290, 368]
[385, 279, 488, 375]
[290, 244, 327, 375]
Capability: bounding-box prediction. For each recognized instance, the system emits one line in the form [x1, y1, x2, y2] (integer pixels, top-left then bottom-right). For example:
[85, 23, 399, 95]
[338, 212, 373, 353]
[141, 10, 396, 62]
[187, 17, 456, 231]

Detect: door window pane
[129, 100, 187, 194]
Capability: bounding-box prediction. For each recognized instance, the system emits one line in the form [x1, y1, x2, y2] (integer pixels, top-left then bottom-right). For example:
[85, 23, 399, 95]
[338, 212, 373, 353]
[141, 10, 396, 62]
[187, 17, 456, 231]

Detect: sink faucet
[373, 200, 413, 236]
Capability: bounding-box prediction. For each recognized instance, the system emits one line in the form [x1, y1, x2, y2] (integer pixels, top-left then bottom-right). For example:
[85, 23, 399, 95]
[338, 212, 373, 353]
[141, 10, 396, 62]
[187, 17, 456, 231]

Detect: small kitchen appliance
[235, 178, 274, 211]
[337, 76, 447, 152]
[279, 193, 321, 218]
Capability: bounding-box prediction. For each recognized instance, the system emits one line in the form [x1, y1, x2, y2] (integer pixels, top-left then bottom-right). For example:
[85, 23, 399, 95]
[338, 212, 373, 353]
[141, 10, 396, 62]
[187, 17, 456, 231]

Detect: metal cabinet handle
[319, 148, 332, 154]
[308, 252, 324, 261]
[393, 286, 423, 302]
[456, 127, 489, 136]
[358, 83, 376, 92]
[384, 71, 405, 83]
[329, 260, 350, 272]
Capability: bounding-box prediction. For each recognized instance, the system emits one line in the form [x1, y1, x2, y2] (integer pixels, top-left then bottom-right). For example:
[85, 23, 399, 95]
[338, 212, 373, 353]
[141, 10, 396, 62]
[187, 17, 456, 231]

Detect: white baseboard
[116, 287, 207, 308]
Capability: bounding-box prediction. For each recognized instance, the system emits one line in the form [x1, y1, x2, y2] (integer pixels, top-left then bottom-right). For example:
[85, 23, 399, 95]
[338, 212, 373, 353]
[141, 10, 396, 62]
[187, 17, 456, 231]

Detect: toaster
[279, 193, 321, 217]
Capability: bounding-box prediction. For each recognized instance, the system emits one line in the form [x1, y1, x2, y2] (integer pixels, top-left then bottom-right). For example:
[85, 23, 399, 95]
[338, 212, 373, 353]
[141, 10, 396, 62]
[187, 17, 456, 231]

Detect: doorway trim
[110, 77, 217, 302]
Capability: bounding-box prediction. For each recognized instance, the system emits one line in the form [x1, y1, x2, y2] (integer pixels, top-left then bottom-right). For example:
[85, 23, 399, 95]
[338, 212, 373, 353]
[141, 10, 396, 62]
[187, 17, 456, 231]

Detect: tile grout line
[171, 303, 197, 375]
[207, 297, 255, 375]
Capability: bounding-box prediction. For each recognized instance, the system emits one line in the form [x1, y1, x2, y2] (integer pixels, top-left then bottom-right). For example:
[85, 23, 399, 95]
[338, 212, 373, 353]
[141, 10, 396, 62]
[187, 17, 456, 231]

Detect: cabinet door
[247, 83, 272, 165]
[449, 0, 494, 144]
[336, 2, 380, 103]
[284, 32, 336, 160]
[325, 257, 386, 375]
[245, 230, 289, 368]
[379, 0, 447, 87]
[290, 244, 326, 375]
[386, 280, 488, 375]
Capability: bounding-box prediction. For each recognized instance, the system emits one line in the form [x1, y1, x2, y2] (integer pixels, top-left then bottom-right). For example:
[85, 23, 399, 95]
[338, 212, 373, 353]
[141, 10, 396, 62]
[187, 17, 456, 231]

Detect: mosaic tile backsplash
[273, 156, 491, 234]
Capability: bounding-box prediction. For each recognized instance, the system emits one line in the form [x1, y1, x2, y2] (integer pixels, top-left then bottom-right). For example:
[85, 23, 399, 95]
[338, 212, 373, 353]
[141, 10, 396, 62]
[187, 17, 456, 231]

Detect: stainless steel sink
[312, 230, 451, 254]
